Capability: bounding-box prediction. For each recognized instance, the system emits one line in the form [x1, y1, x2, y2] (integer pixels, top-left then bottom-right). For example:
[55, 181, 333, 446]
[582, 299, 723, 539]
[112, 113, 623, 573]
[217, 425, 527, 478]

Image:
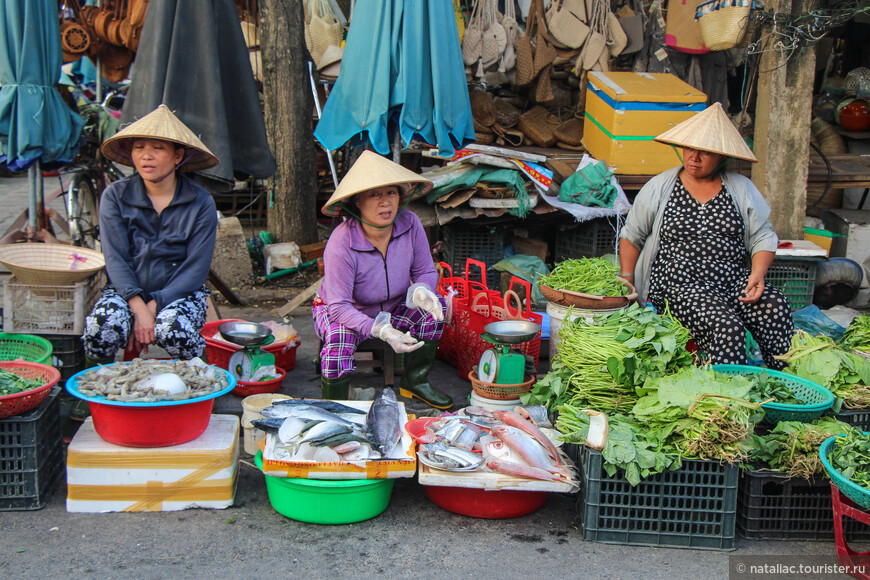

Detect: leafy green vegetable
[828, 430, 870, 491]
[0, 369, 43, 396]
[779, 331, 870, 409]
[536, 257, 628, 296]
[743, 417, 854, 479]
[841, 315, 870, 352]
[746, 371, 803, 405]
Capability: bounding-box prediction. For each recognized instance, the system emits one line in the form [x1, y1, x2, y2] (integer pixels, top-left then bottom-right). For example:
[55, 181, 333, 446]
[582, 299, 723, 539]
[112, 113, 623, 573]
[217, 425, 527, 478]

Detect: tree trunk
[259, 0, 318, 245]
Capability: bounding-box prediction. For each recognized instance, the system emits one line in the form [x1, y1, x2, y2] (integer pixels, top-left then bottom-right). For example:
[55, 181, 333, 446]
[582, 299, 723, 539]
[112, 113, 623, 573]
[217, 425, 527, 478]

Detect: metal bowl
[217, 321, 273, 346]
[483, 320, 541, 344]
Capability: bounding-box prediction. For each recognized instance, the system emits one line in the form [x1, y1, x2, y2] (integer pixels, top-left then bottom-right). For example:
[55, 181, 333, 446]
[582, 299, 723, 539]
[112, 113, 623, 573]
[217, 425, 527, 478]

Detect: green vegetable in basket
[828, 430, 870, 491]
[746, 371, 803, 405]
[0, 369, 43, 396]
[743, 417, 855, 479]
[777, 331, 870, 409]
[841, 315, 870, 352]
[536, 257, 628, 296]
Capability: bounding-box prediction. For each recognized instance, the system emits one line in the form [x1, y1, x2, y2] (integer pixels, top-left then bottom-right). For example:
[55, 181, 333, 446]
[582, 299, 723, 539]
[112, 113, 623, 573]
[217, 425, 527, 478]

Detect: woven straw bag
[60, 0, 90, 63]
[494, 98, 521, 128]
[500, 0, 520, 71]
[462, 0, 486, 66]
[606, 12, 627, 56]
[515, 34, 535, 86]
[535, 65, 555, 104]
[517, 106, 560, 147]
[470, 88, 497, 128]
[306, 0, 342, 64]
[696, 0, 752, 52]
[554, 117, 584, 146]
[546, 0, 590, 50]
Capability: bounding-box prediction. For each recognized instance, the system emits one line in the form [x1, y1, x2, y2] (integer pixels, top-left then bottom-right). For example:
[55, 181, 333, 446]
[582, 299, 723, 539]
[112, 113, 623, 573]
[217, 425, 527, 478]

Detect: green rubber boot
[321, 374, 351, 400]
[399, 340, 452, 410]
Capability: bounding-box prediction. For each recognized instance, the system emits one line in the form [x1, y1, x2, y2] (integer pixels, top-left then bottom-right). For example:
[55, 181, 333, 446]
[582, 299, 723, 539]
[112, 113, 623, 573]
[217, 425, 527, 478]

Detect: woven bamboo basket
[696, 0, 751, 52]
[0, 244, 105, 286]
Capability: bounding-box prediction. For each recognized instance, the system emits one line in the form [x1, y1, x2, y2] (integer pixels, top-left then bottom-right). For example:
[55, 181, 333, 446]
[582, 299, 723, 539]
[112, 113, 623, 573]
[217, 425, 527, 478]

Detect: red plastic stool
[832, 483, 870, 580]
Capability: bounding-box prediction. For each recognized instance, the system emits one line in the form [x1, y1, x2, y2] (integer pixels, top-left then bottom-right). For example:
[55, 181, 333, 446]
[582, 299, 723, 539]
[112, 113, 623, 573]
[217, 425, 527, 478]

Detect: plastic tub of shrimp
[65, 361, 236, 447]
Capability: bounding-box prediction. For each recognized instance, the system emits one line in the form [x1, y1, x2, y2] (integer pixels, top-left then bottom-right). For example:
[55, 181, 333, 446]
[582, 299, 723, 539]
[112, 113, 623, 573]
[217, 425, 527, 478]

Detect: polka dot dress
[648, 178, 794, 368]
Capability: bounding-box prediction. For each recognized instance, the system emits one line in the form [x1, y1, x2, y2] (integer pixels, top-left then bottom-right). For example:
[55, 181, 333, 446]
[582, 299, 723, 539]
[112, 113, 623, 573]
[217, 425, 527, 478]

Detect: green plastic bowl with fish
[255, 451, 395, 524]
[66, 361, 236, 447]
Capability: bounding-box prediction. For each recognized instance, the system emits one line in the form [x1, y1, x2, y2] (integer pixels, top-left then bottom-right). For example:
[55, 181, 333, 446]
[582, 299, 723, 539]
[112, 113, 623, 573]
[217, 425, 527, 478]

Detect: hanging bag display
[60, 0, 91, 63]
[500, 0, 521, 71]
[696, 0, 752, 51]
[481, 0, 508, 69]
[546, 0, 590, 50]
[306, 0, 343, 64]
[665, 0, 710, 54]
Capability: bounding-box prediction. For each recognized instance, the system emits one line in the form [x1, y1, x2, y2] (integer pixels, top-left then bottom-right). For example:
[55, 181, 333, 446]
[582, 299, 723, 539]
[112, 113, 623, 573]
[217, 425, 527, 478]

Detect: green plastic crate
[766, 257, 820, 310]
[576, 446, 738, 550]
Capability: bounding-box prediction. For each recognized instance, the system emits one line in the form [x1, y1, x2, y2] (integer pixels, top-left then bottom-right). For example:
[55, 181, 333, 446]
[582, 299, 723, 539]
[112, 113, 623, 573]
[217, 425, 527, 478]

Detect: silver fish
[278, 417, 309, 445]
[365, 387, 403, 456]
[252, 417, 284, 433]
[261, 404, 356, 427]
[300, 421, 352, 444]
[270, 399, 366, 415]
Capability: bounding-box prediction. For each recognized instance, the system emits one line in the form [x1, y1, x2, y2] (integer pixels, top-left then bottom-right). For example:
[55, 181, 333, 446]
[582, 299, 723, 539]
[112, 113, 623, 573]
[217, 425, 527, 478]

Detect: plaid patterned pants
[313, 296, 445, 379]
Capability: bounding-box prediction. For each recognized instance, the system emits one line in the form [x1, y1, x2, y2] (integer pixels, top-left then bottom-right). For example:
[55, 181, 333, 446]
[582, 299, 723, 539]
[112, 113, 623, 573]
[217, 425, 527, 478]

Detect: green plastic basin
[255, 452, 395, 524]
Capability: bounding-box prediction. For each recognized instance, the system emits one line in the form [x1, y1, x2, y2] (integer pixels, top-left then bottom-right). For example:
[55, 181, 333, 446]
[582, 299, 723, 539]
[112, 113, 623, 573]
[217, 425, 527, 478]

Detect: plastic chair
[831, 483, 870, 580]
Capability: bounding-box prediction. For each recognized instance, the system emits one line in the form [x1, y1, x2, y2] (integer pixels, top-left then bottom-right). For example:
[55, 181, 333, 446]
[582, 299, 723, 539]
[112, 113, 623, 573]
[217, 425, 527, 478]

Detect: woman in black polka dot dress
[619, 103, 794, 368]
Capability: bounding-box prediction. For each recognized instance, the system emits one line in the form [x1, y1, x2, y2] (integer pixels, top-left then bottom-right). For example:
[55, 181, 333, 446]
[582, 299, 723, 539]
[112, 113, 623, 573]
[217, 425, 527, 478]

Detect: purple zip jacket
[319, 210, 438, 337]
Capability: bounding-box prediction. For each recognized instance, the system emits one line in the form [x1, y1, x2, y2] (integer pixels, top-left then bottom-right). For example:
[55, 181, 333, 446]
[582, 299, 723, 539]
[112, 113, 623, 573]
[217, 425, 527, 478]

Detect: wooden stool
[315, 337, 395, 386]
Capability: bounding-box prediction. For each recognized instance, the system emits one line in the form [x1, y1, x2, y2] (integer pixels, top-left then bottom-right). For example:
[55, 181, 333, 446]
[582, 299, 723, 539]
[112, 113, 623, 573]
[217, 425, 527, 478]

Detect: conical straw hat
[654, 102, 758, 163]
[321, 151, 433, 216]
[101, 104, 219, 171]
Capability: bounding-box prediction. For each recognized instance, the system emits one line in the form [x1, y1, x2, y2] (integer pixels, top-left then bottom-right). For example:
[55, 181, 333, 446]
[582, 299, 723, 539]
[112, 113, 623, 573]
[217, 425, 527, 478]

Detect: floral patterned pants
[82, 285, 210, 360]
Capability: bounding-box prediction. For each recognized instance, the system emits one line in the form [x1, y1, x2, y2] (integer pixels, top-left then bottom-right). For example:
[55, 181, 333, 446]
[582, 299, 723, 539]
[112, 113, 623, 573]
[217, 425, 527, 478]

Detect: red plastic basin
[424, 485, 548, 519]
[88, 398, 215, 447]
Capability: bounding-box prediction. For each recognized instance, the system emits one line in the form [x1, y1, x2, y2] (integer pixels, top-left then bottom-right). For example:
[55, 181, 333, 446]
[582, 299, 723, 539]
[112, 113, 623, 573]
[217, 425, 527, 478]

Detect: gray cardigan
[619, 166, 779, 302]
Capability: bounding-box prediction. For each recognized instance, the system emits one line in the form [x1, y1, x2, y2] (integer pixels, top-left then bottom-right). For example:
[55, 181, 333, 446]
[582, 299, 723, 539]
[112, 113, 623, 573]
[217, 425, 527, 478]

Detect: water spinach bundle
[743, 417, 855, 479]
[0, 368, 43, 396]
[827, 430, 870, 491]
[777, 331, 870, 409]
[536, 257, 627, 296]
[523, 303, 692, 413]
[841, 315, 870, 352]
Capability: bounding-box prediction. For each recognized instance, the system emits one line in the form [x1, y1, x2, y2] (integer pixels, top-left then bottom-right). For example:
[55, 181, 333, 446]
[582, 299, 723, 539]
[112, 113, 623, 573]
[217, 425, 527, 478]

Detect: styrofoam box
[66, 414, 239, 513]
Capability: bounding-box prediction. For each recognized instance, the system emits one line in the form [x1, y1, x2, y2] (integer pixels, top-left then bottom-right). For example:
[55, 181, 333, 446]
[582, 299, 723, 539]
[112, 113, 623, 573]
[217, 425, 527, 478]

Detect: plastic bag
[492, 254, 550, 308]
[792, 305, 847, 341]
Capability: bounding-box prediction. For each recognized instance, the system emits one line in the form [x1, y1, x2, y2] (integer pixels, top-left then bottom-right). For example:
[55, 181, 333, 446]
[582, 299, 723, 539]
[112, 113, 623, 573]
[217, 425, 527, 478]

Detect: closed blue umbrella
[314, 0, 474, 158]
[0, 0, 84, 171]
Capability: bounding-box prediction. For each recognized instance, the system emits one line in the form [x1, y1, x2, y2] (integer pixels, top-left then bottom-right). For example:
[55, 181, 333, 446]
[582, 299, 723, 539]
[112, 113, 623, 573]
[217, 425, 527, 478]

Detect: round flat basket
[231, 367, 286, 397]
[820, 434, 870, 511]
[0, 333, 53, 365]
[712, 364, 834, 423]
[469, 370, 535, 400]
[539, 279, 636, 310]
[0, 244, 104, 286]
[0, 361, 61, 419]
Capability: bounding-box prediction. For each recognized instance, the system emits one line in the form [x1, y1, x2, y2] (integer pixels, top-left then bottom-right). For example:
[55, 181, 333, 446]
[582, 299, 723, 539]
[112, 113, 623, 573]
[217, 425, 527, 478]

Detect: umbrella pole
[35, 161, 46, 233]
[309, 62, 339, 189]
[27, 163, 38, 238]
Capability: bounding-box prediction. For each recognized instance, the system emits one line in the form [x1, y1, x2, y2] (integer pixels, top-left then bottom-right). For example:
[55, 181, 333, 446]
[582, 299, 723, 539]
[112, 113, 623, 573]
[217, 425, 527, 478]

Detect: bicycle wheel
[67, 173, 100, 249]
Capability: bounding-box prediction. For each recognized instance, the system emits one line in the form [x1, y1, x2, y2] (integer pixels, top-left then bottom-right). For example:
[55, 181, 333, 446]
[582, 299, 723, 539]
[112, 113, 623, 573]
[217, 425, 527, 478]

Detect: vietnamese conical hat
[654, 102, 758, 163]
[321, 151, 433, 217]
[101, 104, 219, 171]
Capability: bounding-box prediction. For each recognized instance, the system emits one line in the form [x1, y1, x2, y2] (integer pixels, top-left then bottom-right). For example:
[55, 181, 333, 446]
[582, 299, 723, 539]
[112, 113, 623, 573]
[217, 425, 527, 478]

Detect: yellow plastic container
[804, 227, 843, 257]
[241, 393, 292, 455]
[582, 71, 707, 174]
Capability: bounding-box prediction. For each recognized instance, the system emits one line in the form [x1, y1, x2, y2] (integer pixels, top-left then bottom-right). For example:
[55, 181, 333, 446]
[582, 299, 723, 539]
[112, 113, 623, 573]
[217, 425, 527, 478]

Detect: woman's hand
[129, 297, 157, 348]
[740, 272, 765, 304]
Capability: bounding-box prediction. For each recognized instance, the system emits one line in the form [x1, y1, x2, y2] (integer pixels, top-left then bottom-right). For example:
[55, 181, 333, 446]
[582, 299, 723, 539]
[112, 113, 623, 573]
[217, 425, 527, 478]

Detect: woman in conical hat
[82, 105, 219, 365]
[315, 151, 452, 409]
[618, 103, 794, 368]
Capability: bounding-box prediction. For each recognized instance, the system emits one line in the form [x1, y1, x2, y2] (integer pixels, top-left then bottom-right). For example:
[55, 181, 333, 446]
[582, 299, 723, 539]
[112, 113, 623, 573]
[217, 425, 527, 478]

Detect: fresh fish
[252, 417, 285, 433]
[270, 398, 366, 414]
[493, 410, 562, 465]
[277, 417, 309, 445]
[261, 404, 356, 427]
[313, 447, 341, 462]
[433, 418, 465, 443]
[310, 432, 373, 448]
[482, 438, 529, 465]
[365, 387, 403, 456]
[514, 405, 553, 428]
[487, 459, 562, 482]
[420, 442, 484, 470]
[344, 444, 379, 462]
[453, 427, 479, 451]
[492, 425, 569, 478]
[300, 421, 352, 444]
[331, 441, 361, 454]
[463, 405, 494, 418]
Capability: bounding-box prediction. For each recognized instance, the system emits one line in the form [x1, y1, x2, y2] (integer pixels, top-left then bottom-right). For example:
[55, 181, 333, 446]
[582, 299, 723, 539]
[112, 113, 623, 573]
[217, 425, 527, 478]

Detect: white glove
[406, 283, 444, 322]
[371, 312, 424, 353]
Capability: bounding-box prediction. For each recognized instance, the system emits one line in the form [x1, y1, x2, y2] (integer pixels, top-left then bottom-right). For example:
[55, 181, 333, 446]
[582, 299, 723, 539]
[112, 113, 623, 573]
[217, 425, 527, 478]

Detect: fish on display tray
[254, 394, 416, 480]
[414, 406, 577, 487]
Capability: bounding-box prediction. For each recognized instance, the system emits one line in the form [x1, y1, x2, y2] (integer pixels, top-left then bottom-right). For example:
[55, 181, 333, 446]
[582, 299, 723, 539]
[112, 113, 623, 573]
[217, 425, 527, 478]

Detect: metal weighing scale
[218, 321, 276, 381]
[477, 320, 541, 385]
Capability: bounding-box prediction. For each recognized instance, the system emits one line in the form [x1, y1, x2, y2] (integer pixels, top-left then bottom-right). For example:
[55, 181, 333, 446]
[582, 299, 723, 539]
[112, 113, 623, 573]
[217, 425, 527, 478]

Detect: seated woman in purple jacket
[82, 105, 218, 364]
[314, 151, 451, 409]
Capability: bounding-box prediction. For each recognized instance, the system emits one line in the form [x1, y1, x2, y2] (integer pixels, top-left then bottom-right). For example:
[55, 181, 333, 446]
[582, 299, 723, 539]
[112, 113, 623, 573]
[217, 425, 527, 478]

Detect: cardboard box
[582, 72, 707, 174]
[66, 415, 239, 513]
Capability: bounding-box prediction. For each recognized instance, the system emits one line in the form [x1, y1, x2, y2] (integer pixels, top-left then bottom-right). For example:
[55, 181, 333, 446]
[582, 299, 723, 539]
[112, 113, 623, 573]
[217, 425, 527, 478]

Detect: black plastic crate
[555, 218, 619, 260]
[576, 446, 738, 550]
[0, 443, 63, 510]
[837, 410, 870, 432]
[442, 223, 504, 290]
[737, 469, 870, 540]
[42, 334, 86, 382]
[0, 388, 61, 473]
[766, 257, 820, 311]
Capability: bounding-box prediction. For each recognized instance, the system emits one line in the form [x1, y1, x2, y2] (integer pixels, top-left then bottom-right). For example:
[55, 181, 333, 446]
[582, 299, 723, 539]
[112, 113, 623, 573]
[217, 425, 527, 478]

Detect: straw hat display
[100, 105, 219, 171]
[321, 151, 433, 217]
[317, 45, 343, 81]
[654, 102, 758, 162]
[0, 244, 105, 286]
